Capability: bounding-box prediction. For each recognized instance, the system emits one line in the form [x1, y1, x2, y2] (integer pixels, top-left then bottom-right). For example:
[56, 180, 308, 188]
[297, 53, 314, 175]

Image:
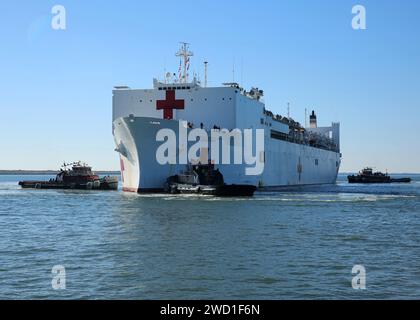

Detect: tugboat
[18, 162, 119, 190]
[165, 164, 257, 197]
[348, 167, 411, 184]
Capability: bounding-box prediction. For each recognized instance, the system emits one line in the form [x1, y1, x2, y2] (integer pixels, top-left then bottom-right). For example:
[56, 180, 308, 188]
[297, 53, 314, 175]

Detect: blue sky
[1, 0, 419, 172]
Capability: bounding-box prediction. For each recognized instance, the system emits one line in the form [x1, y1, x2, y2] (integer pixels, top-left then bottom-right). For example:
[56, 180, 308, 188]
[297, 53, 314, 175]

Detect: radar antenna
[176, 42, 193, 83]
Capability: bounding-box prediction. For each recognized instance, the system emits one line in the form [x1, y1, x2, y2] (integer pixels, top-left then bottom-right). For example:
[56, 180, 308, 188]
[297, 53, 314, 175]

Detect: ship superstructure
[113, 44, 341, 192]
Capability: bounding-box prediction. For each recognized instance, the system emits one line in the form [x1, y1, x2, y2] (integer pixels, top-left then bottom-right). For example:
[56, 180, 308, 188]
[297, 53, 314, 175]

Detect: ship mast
[204, 61, 208, 87]
[176, 42, 193, 83]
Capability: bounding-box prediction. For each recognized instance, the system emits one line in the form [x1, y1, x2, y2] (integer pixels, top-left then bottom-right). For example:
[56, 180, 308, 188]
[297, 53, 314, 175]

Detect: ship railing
[289, 131, 339, 152]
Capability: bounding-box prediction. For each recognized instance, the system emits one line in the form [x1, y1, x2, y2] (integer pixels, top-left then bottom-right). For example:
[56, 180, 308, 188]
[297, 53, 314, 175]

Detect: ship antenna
[163, 65, 167, 84]
[232, 59, 235, 83]
[287, 102, 290, 119]
[240, 57, 243, 88]
[305, 108, 308, 127]
[204, 61, 208, 88]
[176, 42, 193, 84]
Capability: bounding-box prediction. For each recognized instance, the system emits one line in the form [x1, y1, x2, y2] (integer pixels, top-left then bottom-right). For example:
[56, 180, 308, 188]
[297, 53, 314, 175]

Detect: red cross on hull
[156, 90, 185, 120]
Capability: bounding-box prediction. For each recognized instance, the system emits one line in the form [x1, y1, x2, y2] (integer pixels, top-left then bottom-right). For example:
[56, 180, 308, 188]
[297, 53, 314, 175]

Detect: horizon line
[1, 169, 420, 175]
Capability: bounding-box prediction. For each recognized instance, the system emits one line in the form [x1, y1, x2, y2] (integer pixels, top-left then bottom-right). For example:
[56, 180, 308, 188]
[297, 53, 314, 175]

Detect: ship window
[315, 159, 319, 166]
[204, 98, 207, 101]
[270, 130, 288, 141]
[150, 100, 153, 102]
[260, 118, 264, 125]
[222, 98, 225, 100]
[191, 99, 194, 102]
[140, 100, 143, 103]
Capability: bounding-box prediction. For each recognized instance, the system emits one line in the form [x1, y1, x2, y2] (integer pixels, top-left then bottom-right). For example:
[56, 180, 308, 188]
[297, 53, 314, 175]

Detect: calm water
[1, 174, 420, 299]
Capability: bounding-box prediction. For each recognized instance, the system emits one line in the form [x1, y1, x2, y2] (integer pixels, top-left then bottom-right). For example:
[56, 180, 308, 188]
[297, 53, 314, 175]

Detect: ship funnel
[310, 110, 317, 128]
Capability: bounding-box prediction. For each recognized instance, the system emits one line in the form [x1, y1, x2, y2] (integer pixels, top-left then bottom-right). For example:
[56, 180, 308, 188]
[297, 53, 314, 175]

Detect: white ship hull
[113, 116, 341, 192]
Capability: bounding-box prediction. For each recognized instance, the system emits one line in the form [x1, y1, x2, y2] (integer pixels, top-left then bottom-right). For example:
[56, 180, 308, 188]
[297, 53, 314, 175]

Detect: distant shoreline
[1, 170, 418, 176]
[0, 170, 120, 175]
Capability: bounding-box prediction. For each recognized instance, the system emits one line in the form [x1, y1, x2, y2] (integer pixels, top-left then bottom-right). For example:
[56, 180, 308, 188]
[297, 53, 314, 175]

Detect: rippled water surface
[1, 174, 420, 299]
